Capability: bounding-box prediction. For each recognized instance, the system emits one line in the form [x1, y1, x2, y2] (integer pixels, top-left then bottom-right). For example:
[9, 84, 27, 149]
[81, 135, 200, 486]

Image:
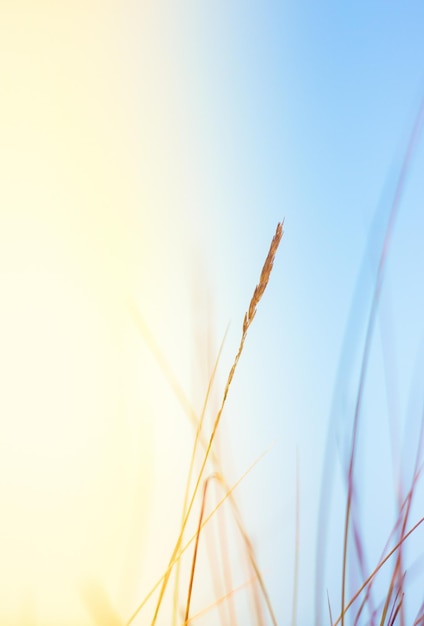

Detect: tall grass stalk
[128, 222, 283, 625]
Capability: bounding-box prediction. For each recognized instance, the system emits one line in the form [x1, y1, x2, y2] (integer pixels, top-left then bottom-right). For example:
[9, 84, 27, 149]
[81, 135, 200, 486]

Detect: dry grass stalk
[129, 309, 279, 625]
[147, 221, 284, 625]
[244, 220, 284, 334]
[183, 571, 261, 625]
[125, 446, 271, 625]
[184, 476, 214, 625]
[333, 515, 424, 626]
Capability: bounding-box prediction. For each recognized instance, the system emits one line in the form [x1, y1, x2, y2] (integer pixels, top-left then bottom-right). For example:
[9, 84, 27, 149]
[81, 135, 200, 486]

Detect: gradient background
[1, 2, 424, 625]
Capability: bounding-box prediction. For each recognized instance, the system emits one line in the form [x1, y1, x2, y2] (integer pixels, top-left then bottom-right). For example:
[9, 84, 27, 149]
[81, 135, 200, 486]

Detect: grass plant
[126, 152, 424, 624]
[8, 107, 424, 626]
[128, 223, 283, 626]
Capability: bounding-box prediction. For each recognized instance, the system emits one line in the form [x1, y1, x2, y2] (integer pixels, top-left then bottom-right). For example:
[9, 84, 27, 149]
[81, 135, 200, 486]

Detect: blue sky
[148, 3, 424, 623]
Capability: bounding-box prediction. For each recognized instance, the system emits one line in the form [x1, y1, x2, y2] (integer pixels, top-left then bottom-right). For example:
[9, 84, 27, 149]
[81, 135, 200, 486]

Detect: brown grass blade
[130, 306, 278, 626]
[173, 325, 230, 625]
[183, 476, 214, 625]
[353, 462, 424, 625]
[334, 515, 424, 626]
[340, 99, 424, 626]
[182, 571, 261, 625]
[125, 447, 271, 625]
[148, 221, 284, 626]
[315, 96, 424, 626]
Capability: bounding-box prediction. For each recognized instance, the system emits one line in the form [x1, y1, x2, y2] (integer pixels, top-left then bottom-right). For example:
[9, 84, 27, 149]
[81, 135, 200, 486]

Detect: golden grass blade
[207, 474, 237, 625]
[149, 222, 284, 626]
[184, 476, 214, 625]
[185, 464, 279, 626]
[182, 571, 261, 625]
[130, 305, 279, 626]
[125, 447, 271, 625]
[173, 326, 230, 626]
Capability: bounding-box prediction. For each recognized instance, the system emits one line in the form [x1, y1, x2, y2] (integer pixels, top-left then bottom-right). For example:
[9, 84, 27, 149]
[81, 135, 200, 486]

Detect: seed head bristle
[243, 220, 284, 334]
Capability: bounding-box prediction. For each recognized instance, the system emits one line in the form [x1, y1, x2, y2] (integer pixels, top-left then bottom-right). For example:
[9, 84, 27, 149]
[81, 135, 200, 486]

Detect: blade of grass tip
[125, 444, 272, 626]
[291, 448, 300, 626]
[184, 475, 214, 626]
[341, 97, 424, 626]
[149, 221, 284, 626]
[388, 593, 404, 626]
[386, 582, 404, 626]
[333, 515, 424, 626]
[173, 326, 230, 626]
[315, 95, 424, 625]
[384, 583, 400, 626]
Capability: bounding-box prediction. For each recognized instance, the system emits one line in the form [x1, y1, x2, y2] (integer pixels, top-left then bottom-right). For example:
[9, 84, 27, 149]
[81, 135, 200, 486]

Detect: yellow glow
[0, 2, 194, 624]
